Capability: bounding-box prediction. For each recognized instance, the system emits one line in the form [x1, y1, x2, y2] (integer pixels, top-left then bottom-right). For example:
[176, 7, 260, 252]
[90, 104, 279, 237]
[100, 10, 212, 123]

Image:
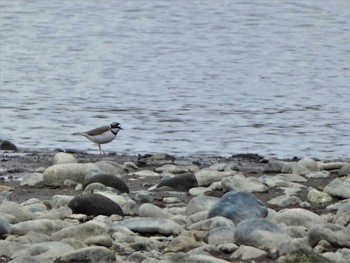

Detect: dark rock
[82, 174, 129, 193]
[0, 140, 18, 151]
[208, 191, 268, 224]
[54, 246, 116, 263]
[68, 193, 123, 216]
[0, 217, 10, 238]
[157, 172, 198, 191]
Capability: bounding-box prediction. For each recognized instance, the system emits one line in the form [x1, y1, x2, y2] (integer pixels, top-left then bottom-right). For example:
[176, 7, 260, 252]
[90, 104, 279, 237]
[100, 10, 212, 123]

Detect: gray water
[1, 1, 349, 159]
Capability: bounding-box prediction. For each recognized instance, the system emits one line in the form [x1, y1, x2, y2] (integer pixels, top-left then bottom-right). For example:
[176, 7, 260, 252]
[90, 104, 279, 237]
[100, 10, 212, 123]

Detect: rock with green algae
[282, 248, 332, 263]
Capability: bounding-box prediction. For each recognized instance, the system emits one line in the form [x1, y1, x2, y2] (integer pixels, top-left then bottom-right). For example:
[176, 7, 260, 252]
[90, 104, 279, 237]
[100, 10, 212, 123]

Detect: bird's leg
[98, 144, 106, 155]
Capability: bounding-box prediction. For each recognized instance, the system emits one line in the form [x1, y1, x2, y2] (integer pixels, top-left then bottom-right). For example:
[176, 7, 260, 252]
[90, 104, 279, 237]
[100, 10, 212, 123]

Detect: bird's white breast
[85, 130, 116, 144]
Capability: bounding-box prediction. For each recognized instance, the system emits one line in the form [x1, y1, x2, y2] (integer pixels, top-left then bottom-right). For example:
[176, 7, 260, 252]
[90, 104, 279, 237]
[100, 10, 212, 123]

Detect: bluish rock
[68, 193, 123, 216]
[208, 191, 268, 224]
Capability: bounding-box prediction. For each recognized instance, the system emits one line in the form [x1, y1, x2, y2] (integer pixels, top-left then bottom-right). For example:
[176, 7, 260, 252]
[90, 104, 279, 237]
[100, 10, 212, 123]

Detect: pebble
[1, 154, 350, 262]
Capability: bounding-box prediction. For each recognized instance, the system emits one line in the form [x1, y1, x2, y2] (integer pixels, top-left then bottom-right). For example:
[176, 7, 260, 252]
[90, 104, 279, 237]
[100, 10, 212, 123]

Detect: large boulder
[208, 191, 268, 224]
[68, 193, 123, 216]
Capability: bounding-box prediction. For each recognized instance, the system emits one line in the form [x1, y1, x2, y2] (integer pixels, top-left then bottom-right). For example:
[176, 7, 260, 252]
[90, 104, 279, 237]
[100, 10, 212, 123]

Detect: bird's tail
[72, 132, 84, 136]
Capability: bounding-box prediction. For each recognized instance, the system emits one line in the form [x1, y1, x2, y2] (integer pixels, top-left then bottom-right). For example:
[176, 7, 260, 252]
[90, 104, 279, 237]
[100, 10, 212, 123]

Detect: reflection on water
[0, 1, 349, 159]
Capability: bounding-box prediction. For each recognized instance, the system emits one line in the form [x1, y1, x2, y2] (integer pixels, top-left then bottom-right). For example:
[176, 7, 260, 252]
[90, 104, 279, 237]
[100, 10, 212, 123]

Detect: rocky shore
[0, 149, 349, 263]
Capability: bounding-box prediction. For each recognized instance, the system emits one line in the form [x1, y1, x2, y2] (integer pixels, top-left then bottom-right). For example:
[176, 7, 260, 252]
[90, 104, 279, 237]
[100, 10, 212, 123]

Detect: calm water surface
[1, 1, 349, 159]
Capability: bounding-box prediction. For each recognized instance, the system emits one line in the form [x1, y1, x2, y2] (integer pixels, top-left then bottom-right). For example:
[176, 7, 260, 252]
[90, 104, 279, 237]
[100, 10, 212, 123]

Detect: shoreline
[0, 150, 349, 262]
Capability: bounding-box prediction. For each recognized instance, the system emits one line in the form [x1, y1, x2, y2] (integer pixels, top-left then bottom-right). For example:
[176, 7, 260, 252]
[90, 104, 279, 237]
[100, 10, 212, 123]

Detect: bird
[72, 122, 123, 154]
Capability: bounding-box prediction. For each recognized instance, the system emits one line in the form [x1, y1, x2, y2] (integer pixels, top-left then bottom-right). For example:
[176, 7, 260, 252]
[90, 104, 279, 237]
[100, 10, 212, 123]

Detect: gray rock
[0, 216, 10, 238]
[188, 216, 235, 231]
[338, 163, 350, 176]
[305, 171, 330, 178]
[186, 196, 220, 215]
[258, 174, 306, 189]
[95, 191, 138, 215]
[263, 159, 285, 173]
[155, 164, 198, 174]
[334, 201, 350, 226]
[51, 195, 74, 209]
[324, 178, 350, 199]
[272, 208, 323, 227]
[230, 245, 267, 260]
[134, 191, 153, 203]
[68, 193, 123, 216]
[20, 173, 44, 187]
[308, 223, 350, 248]
[51, 222, 107, 242]
[12, 242, 75, 262]
[318, 162, 347, 171]
[0, 140, 17, 151]
[204, 226, 235, 245]
[120, 217, 181, 235]
[163, 235, 203, 252]
[53, 152, 78, 165]
[53, 246, 116, 263]
[282, 162, 310, 175]
[94, 161, 124, 176]
[0, 240, 28, 258]
[43, 163, 96, 186]
[222, 174, 268, 193]
[208, 191, 268, 224]
[267, 195, 302, 207]
[185, 254, 230, 263]
[10, 219, 72, 235]
[0, 201, 36, 223]
[234, 218, 290, 255]
[298, 157, 319, 171]
[139, 203, 172, 219]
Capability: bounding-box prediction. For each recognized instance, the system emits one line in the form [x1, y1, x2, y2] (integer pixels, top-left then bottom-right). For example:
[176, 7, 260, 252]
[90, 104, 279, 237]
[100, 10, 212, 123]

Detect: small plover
[72, 122, 123, 154]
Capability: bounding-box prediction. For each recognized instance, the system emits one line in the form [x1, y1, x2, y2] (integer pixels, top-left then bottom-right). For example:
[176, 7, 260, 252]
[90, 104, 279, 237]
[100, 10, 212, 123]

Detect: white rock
[317, 162, 347, 171]
[53, 152, 78, 165]
[272, 208, 324, 227]
[281, 162, 310, 175]
[189, 187, 210, 196]
[305, 171, 330, 178]
[0, 201, 36, 223]
[222, 174, 268, 193]
[324, 178, 350, 199]
[132, 170, 160, 177]
[43, 163, 96, 186]
[267, 195, 302, 207]
[194, 168, 232, 187]
[230, 245, 267, 260]
[297, 157, 319, 171]
[20, 173, 44, 187]
[12, 241, 75, 262]
[186, 196, 220, 215]
[139, 203, 172, 219]
[11, 219, 72, 235]
[155, 164, 198, 174]
[120, 217, 182, 235]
